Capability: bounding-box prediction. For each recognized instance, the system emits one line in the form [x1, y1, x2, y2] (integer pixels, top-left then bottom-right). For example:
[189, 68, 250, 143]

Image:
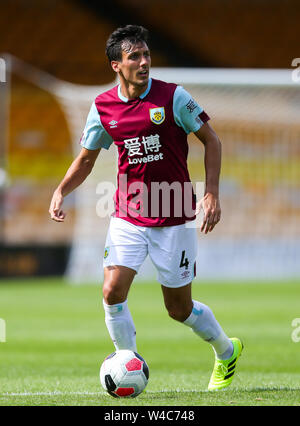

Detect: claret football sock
[103, 299, 137, 352]
[183, 300, 233, 360]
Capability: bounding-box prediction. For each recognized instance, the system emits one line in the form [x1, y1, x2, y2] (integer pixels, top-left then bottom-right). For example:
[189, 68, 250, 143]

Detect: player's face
[116, 42, 151, 87]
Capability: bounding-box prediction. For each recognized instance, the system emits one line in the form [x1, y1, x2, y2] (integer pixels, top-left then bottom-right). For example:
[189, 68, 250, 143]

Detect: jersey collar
[118, 78, 152, 102]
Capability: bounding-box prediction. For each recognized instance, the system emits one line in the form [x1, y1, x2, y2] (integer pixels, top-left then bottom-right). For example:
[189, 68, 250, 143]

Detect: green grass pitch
[0, 278, 300, 406]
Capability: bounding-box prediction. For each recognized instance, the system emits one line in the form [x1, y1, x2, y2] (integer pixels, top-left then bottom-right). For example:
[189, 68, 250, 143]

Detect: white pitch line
[1, 389, 198, 398]
[1, 391, 104, 397]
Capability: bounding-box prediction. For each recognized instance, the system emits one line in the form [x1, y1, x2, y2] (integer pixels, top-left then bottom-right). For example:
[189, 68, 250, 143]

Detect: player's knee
[102, 281, 125, 305]
[166, 304, 191, 323]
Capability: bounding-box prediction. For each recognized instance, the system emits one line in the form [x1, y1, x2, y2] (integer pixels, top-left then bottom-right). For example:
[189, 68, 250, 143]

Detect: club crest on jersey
[149, 107, 165, 125]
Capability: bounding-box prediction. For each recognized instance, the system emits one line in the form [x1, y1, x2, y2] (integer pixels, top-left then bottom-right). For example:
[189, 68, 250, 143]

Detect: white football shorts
[103, 217, 198, 288]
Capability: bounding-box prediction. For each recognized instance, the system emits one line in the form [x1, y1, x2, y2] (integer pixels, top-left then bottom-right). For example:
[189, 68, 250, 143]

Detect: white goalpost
[3, 55, 300, 282]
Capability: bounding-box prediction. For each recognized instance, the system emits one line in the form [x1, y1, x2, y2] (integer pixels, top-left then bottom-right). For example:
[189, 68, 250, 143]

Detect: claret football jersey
[80, 78, 209, 227]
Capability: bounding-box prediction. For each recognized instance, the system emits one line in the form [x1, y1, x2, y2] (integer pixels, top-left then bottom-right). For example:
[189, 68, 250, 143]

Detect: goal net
[2, 56, 300, 282]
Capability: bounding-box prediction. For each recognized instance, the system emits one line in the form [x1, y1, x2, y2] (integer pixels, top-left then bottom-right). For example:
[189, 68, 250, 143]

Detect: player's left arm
[194, 122, 222, 233]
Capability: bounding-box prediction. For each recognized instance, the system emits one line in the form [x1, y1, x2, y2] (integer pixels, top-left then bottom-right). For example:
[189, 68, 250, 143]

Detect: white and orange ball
[100, 350, 149, 398]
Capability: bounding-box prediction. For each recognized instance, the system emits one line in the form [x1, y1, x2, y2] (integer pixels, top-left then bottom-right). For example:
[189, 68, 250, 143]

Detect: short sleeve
[80, 102, 113, 150]
[173, 86, 210, 134]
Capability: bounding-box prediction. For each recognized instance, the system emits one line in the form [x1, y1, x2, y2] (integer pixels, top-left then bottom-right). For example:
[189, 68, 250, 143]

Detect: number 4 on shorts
[180, 250, 189, 270]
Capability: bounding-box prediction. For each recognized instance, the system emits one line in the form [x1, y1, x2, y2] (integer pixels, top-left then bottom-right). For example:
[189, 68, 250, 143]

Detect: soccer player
[49, 25, 243, 391]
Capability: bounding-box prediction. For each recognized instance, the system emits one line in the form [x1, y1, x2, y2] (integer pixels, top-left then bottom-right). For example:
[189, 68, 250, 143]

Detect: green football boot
[208, 337, 243, 391]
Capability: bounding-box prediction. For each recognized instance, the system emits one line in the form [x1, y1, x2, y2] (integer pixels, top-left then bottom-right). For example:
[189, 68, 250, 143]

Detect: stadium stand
[0, 0, 116, 84]
[116, 0, 300, 68]
[0, 0, 170, 85]
[4, 73, 75, 244]
[1, 0, 299, 82]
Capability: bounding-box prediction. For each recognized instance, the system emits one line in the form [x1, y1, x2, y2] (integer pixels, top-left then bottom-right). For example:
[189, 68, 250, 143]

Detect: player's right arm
[49, 147, 101, 222]
[49, 100, 113, 222]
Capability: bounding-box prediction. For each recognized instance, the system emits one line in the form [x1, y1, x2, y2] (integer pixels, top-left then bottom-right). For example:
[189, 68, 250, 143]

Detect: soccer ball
[100, 349, 149, 398]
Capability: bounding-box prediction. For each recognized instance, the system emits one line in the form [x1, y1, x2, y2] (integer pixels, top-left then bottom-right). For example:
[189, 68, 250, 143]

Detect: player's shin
[103, 299, 137, 352]
[183, 300, 233, 360]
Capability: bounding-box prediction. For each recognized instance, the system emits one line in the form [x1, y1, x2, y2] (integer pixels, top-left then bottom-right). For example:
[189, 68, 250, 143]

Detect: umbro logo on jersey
[109, 120, 118, 128]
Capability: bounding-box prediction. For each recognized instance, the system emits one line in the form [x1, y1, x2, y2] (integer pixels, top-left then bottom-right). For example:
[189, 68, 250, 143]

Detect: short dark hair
[105, 25, 149, 62]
